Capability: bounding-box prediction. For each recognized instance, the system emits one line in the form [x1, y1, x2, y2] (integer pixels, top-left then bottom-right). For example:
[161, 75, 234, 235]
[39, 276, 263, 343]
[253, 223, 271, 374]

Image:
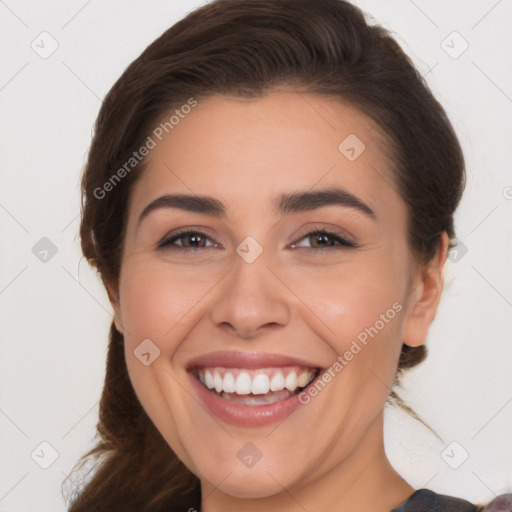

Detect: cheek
[117, 260, 206, 464]
[118, 258, 212, 349]
[294, 256, 406, 341]
[293, 252, 407, 395]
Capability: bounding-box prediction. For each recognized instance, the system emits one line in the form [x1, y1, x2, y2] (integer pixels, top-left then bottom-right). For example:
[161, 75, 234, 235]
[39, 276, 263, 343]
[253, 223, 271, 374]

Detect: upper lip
[185, 350, 324, 371]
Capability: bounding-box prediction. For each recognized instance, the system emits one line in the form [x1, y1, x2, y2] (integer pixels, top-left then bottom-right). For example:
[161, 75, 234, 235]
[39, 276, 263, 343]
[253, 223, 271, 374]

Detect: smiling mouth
[192, 366, 320, 405]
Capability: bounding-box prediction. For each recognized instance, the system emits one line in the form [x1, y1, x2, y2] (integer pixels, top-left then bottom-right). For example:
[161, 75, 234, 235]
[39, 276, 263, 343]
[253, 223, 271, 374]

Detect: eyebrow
[136, 187, 376, 228]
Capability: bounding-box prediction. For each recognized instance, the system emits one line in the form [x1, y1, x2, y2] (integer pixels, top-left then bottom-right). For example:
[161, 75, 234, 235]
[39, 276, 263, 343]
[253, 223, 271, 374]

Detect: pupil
[186, 234, 202, 247]
[314, 233, 329, 247]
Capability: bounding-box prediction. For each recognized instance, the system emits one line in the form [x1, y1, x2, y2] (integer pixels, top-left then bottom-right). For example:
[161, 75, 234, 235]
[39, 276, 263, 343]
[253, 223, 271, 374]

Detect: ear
[402, 232, 450, 347]
[106, 282, 124, 334]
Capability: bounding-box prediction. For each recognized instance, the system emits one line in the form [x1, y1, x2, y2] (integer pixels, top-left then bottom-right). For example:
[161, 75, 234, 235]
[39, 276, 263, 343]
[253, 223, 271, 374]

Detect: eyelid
[158, 227, 222, 250]
[292, 224, 356, 248]
[158, 225, 357, 252]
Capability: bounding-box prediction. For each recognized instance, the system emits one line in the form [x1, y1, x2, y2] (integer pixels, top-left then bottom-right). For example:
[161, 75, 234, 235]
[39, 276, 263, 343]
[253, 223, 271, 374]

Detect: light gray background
[1, 0, 511, 510]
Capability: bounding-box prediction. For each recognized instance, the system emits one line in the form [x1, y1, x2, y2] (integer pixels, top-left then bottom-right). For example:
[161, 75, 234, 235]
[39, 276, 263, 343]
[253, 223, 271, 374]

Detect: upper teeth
[196, 367, 317, 395]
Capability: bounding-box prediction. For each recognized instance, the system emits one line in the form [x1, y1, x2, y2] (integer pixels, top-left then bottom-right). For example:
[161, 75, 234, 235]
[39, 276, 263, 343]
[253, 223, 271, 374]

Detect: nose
[209, 253, 290, 340]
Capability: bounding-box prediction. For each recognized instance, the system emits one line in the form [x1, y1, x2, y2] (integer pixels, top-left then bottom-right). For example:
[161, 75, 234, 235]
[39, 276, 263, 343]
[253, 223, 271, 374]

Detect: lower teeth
[219, 388, 294, 405]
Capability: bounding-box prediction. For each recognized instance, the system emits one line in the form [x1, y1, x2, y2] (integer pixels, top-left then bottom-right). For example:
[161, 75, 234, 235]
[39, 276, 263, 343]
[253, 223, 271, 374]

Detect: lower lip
[188, 372, 313, 428]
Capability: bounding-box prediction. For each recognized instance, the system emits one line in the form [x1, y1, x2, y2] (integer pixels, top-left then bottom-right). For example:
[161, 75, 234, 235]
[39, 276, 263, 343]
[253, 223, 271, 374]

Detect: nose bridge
[209, 237, 290, 338]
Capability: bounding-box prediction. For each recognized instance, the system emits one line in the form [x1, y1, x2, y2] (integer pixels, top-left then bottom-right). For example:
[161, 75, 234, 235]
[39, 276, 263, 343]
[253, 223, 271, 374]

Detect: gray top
[390, 488, 512, 512]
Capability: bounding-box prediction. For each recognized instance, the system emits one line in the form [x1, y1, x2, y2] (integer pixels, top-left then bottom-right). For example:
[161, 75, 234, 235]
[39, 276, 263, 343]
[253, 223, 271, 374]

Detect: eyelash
[158, 227, 356, 254]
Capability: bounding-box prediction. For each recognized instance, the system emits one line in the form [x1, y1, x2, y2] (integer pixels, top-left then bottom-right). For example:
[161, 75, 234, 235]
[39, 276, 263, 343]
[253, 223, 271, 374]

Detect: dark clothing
[390, 488, 512, 512]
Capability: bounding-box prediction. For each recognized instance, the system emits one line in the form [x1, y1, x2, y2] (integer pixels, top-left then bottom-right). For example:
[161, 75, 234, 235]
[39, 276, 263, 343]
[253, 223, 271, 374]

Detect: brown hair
[65, 0, 465, 510]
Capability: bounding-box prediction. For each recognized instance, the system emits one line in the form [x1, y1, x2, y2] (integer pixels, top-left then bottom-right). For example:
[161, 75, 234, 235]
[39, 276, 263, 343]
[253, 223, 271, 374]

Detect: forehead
[129, 90, 399, 219]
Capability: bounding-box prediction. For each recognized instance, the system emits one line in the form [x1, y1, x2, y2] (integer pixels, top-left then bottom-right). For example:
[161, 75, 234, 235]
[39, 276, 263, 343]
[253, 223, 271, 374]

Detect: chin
[210, 473, 289, 500]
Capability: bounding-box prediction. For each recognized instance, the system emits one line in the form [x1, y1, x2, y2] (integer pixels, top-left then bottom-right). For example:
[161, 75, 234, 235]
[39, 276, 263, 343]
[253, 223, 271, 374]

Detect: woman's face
[109, 90, 442, 499]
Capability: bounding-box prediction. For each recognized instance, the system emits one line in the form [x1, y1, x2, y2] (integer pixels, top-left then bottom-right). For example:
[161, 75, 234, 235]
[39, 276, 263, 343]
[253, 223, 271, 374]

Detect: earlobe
[106, 283, 124, 333]
[402, 232, 450, 348]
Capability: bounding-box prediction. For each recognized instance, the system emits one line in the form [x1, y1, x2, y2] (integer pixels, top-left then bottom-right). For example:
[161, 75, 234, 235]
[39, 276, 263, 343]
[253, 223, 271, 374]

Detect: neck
[200, 412, 415, 512]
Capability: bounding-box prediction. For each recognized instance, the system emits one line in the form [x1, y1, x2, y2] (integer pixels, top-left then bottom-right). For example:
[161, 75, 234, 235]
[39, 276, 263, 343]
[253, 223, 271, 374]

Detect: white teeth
[198, 367, 317, 396]
[223, 372, 236, 393]
[235, 372, 252, 395]
[251, 374, 270, 395]
[285, 372, 297, 391]
[204, 370, 214, 389]
[269, 373, 286, 391]
[213, 372, 223, 393]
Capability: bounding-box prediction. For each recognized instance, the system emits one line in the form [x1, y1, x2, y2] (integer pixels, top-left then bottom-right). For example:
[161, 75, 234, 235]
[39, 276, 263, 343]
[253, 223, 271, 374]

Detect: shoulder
[478, 493, 512, 511]
[390, 488, 475, 512]
[391, 488, 512, 512]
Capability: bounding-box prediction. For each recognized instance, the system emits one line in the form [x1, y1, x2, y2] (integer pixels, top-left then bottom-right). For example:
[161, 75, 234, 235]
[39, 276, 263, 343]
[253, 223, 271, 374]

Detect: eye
[158, 227, 356, 254]
[158, 229, 220, 253]
[289, 228, 356, 252]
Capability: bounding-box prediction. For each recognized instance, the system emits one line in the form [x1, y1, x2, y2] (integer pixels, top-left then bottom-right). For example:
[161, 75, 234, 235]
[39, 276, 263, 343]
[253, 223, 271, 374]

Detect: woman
[65, 0, 511, 510]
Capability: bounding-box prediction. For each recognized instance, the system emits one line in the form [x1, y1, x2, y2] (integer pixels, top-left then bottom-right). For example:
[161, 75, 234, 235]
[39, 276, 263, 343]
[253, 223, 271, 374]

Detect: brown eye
[291, 229, 355, 251]
[158, 230, 218, 251]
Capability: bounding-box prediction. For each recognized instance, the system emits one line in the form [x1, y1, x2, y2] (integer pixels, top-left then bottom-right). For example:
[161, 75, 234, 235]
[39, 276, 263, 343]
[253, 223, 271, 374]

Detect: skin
[107, 89, 449, 512]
